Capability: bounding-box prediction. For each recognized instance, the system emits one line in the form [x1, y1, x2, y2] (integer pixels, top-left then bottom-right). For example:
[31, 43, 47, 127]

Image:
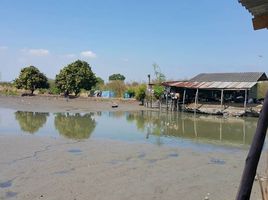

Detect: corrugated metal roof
[239, 0, 268, 16]
[163, 81, 257, 90]
[239, 0, 268, 30]
[189, 72, 267, 82]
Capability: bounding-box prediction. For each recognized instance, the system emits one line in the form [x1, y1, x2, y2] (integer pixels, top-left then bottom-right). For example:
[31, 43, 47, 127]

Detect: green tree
[109, 73, 126, 81]
[55, 60, 97, 96]
[104, 80, 126, 97]
[54, 113, 96, 139]
[14, 66, 49, 94]
[15, 111, 49, 134]
[153, 85, 165, 99]
[94, 77, 105, 90]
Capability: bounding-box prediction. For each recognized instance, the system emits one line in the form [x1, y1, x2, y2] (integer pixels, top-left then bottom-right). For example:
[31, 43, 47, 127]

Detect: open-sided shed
[163, 72, 268, 108]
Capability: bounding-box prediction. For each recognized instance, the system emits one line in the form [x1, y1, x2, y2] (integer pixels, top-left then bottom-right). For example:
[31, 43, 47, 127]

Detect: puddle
[5, 191, 18, 198]
[68, 149, 82, 154]
[168, 153, 179, 158]
[0, 108, 260, 152]
[209, 158, 226, 165]
[0, 180, 12, 188]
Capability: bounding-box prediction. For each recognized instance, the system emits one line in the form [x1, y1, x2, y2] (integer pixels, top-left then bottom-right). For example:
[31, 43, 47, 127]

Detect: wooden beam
[182, 89, 186, 110]
[252, 14, 268, 30]
[244, 90, 248, 110]
[220, 89, 224, 108]
[194, 89, 199, 111]
[236, 91, 268, 200]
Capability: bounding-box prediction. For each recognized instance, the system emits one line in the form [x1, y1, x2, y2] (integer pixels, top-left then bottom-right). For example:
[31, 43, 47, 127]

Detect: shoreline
[0, 95, 150, 113]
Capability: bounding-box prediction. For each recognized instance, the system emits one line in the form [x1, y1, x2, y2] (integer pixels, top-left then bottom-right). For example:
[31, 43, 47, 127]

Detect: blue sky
[0, 0, 267, 82]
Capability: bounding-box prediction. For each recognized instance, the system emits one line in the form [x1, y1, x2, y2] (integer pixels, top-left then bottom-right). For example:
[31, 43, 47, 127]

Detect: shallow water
[0, 108, 262, 151]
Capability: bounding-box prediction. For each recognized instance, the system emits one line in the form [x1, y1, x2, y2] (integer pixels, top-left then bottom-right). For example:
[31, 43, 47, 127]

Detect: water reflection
[126, 111, 258, 146]
[54, 113, 96, 139]
[8, 109, 260, 148]
[15, 111, 49, 134]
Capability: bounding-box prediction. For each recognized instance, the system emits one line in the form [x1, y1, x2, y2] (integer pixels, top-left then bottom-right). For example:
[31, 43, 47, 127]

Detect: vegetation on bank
[1, 60, 167, 103]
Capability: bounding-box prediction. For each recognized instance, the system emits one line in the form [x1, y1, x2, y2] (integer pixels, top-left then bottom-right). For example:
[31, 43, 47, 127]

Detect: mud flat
[1, 135, 267, 200]
[0, 95, 148, 113]
[0, 95, 266, 200]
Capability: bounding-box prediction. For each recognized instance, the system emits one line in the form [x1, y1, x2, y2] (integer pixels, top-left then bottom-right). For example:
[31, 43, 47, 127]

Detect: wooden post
[177, 99, 179, 112]
[236, 91, 268, 200]
[244, 90, 247, 110]
[166, 92, 168, 111]
[183, 89, 186, 110]
[194, 89, 199, 111]
[220, 89, 224, 109]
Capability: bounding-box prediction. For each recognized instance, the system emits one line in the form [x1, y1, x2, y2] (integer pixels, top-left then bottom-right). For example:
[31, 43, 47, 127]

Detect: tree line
[13, 60, 150, 101]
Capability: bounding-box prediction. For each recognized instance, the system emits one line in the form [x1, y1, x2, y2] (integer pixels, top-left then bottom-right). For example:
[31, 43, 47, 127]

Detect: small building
[163, 72, 268, 108]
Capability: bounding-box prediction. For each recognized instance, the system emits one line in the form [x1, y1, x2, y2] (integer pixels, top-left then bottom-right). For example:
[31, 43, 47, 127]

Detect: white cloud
[21, 48, 50, 56]
[0, 46, 8, 51]
[80, 50, 97, 58]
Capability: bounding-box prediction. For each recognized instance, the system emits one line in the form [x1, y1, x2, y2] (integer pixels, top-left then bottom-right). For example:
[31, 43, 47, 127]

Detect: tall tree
[14, 66, 49, 94]
[109, 73, 126, 81]
[55, 60, 97, 96]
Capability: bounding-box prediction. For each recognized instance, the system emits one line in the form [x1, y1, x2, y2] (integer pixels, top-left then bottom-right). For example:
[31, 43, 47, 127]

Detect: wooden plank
[236, 91, 268, 200]
[220, 89, 224, 108]
[182, 89, 186, 110]
[244, 90, 247, 110]
[253, 14, 268, 30]
[194, 89, 199, 111]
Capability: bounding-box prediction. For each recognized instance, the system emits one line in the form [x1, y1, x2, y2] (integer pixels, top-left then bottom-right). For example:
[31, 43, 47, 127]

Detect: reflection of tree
[54, 113, 96, 139]
[126, 111, 147, 131]
[15, 111, 49, 134]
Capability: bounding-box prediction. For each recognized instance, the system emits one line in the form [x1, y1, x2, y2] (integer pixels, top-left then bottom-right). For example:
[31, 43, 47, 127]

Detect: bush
[135, 84, 146, 101]
[153, 85, 165, 100]
[126, 87, 136, 98]
[104, 80, 126, 97]
[49, 86, 61, 95]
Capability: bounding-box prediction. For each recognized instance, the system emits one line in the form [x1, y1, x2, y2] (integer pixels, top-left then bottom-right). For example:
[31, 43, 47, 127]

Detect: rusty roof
[163, 81, 257, 90]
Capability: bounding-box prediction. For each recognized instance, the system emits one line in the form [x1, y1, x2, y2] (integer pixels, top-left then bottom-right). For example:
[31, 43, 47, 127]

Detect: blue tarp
[124, 92, 130, 98]
[101, 90, 115, 98]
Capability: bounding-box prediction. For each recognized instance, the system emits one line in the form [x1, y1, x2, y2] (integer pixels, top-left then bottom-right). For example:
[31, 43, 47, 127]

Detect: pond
[0, 108, 261, 151]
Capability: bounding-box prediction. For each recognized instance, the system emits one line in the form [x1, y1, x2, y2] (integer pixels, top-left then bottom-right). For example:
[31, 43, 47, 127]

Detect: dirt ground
[0, 95, 148, 113]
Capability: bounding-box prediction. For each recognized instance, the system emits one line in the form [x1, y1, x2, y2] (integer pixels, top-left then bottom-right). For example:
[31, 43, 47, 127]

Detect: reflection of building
[131, 111, 258, 147]
[163, 72, 268, 110]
